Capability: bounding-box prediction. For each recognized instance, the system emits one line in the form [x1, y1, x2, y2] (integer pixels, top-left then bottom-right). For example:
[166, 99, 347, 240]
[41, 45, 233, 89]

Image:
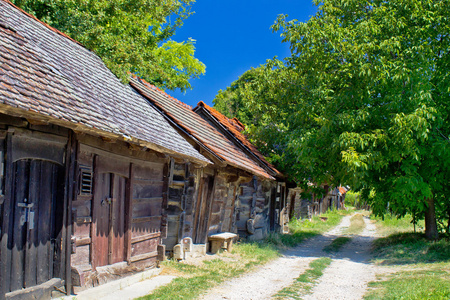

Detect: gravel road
[199, 214, 379, 300]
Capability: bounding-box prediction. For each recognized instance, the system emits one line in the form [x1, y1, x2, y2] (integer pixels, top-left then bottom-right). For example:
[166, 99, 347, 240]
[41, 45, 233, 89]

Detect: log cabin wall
[166, 164, 247, 250]
[206, 170, 245, 237]
[164, 159, 199, 250]
[219, 176, 240, 234]
[287, 188, 311, 219]
[235, 177, 276, 241]
[0, 115, 71, 299]
[70, 134, 169, 291]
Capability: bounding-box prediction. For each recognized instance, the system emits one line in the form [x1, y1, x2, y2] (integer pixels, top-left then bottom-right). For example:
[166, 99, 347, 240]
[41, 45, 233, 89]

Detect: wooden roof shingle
[130, 76, 274, 180]
[194, 101, 284, 178]
[0, 0, 209, 165]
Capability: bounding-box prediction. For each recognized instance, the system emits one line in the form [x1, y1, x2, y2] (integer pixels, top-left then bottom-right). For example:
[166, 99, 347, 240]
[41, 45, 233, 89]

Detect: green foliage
[214, 0, 450, 238]
[12, 0, 205, 90]
[344, 191, 363, 208]
[213, 67, 265, 124]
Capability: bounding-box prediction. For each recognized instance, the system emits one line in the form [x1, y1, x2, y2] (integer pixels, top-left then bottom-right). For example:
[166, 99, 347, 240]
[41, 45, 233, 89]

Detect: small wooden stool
[208, 232, 238, 254]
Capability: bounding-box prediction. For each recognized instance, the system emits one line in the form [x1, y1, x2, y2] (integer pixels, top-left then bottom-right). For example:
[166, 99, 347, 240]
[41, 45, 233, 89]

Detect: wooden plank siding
[69, 137, 169, 290]
[164, 160, 200, 250]
[0, 120, 70, 299]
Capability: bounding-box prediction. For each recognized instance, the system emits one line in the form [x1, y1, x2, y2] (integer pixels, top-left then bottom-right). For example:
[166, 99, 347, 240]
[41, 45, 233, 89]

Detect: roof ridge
[197, 101, 245, 131]
[3, 0, 84, 47]
[132, 75, 193, 110]
[231, 117, 245, 130]
[197, 100, 283, 177]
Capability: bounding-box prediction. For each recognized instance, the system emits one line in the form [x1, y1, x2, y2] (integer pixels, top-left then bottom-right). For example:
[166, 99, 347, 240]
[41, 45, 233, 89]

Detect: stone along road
[199, 214, 380, 300]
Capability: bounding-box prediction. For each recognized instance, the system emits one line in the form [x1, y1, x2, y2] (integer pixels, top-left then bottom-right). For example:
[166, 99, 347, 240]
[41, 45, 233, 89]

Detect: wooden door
[193, 175, 214, 244]
[93, 172, 126, 268]
[7, 159, 64, 293]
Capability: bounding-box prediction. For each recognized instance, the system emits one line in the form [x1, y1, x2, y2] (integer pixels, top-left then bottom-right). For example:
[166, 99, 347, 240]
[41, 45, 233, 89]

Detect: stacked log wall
[164, 161, 199, 250]
[236, 177, 275, 241]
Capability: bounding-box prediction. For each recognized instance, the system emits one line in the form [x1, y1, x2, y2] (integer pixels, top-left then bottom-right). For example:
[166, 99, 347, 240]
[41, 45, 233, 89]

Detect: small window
[79, 165, 93, 195]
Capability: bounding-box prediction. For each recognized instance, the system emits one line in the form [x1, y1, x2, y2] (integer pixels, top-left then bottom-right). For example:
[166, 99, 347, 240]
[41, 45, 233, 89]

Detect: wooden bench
[208, 232, 238, 254]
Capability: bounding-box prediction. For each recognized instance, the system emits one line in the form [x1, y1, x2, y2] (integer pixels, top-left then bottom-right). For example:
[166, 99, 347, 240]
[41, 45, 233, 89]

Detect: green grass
[363, 214, 450, 299]
[323, 236, 352, 253]
[365, 267, 450, 300]
[274, 257, 332, 299]
[344, 213, 366, 235]
[371, 213, 424, 237]
[289, 209, 346, 234]
[140, 210, 347, 299]
[372, 232, 450, 265]
[266, 209, 347, 249]
[139, 243, 279, 300]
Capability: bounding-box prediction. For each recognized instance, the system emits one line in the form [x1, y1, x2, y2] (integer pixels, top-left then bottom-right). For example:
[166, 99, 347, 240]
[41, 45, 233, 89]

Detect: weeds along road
[199, 214, 380, 300]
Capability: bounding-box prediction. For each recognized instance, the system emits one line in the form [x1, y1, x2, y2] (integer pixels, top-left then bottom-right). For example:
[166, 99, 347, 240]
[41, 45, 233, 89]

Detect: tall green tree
[12, 0, 205, 90]
[215, 0, 450, 239]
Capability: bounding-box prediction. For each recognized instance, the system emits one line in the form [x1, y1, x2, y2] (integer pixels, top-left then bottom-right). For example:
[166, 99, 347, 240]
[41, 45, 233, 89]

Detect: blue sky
[167, 0, 318, 107]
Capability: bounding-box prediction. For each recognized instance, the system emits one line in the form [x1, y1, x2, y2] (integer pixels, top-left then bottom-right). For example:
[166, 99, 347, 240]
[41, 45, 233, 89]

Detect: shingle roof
[0, 0, 209, 165]
[194, 101, 283, 178]
[129, 76, 274, 180]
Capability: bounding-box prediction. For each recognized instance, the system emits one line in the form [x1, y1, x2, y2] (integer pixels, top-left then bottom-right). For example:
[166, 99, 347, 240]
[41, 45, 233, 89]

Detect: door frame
[0, 128, 68, 297]
[91, 155, 130, 269]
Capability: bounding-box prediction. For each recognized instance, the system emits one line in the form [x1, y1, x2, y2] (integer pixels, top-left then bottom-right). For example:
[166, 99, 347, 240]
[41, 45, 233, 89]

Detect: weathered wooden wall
[206, 171, 244, 236]
[164, 160, 199, 250]
[288, 188, 313, 219]
[70, 136, 168, 290]
[235, 177, 280, 241]
[0, 115, 70, 299]
[288, 186, 345, 221]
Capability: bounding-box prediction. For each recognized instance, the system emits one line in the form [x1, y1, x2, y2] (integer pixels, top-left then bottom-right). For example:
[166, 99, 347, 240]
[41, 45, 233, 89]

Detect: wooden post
[192, 173, 204, 243]
[90, 155, 99, 269]
[204, 172, 217, 243]
[1, 131, 14, 297]
[125, 163, 134, 264]
[161, 161, 169, 240]
[108, 179, 114, 266]
[63, 131, 77, 295]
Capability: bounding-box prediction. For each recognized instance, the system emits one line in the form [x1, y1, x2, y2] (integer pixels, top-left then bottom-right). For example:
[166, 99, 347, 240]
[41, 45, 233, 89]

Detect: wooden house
[130, 77, 287, 249]
[193, 102, 289, 236]
[0, 1, 210, 298]
[287, 185, 347, 219]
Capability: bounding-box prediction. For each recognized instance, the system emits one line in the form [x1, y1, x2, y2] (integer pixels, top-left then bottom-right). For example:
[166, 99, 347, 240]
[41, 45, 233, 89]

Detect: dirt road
[200, 215, 379, 300]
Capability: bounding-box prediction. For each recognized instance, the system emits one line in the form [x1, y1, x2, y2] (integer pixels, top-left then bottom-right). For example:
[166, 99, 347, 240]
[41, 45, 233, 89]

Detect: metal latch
[18, 199, 34, 229]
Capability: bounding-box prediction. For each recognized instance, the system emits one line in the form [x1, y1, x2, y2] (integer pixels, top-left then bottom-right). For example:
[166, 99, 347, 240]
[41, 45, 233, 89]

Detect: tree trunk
[447, 207, 450, 234]
[424, 197, 439, 240]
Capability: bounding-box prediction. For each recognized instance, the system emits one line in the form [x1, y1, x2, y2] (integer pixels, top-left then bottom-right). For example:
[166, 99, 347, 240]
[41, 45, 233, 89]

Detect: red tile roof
[338, 186, 348, 195]
[0, 0, 209, 165]
[130, 76, 274, 180]
[194, 101, 283, 178]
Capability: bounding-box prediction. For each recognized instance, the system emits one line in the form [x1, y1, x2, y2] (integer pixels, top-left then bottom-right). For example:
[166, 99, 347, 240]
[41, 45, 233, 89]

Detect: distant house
[130, 76, 288, 249]
[0, 0, 210, 298]
[288, 185, 348, 219]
